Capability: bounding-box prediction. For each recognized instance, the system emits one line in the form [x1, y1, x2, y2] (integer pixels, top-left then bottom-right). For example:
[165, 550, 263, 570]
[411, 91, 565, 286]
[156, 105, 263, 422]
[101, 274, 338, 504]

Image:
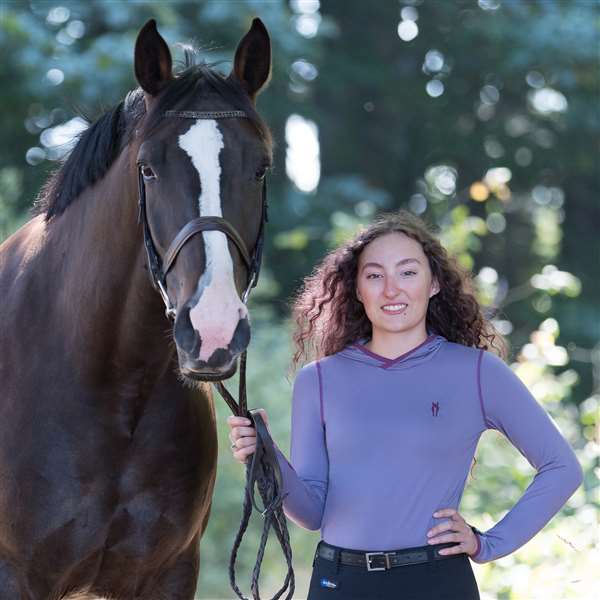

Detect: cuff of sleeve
[272, 443, 295, 494]
[468, 525, 484, 562]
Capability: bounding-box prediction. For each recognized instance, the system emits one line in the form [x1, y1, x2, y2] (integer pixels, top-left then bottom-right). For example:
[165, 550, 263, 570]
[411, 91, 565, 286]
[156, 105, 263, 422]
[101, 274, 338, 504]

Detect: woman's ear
[356, 288, 363, 303]
[429, 278, 440, 298]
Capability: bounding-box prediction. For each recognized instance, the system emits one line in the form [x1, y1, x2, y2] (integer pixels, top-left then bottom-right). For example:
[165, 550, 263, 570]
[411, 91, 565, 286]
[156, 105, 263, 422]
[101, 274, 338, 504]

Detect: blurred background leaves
[1, 0, 598, 598]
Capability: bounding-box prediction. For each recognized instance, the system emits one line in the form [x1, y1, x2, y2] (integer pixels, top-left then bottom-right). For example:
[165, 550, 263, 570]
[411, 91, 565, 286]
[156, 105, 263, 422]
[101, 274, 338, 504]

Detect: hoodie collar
[339, 331, 446, 370]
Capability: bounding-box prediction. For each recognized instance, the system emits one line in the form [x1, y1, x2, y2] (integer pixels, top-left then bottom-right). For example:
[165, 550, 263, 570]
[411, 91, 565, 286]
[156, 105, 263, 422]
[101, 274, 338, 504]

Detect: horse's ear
[229, 18, 271, 101]
[134, 19, 173, 96]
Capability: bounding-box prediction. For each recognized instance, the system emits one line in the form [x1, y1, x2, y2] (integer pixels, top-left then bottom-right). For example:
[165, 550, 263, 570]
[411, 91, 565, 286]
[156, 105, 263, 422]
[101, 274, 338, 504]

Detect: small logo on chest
[431, 401, 440, 417]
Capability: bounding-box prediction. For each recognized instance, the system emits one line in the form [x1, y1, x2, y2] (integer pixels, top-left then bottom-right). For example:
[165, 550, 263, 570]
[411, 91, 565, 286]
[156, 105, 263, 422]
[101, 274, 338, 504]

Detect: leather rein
[137, 109, 294, 600]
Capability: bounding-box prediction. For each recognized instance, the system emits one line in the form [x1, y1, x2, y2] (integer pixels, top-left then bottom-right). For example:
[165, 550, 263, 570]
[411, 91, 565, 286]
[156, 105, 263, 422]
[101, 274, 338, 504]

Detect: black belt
[317, 540, 463, 572]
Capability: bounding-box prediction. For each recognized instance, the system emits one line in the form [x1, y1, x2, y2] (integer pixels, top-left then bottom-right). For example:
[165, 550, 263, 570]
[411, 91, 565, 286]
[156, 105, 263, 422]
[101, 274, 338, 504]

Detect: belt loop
[426, 544, 436, 562]
[313, 540, 321, 567]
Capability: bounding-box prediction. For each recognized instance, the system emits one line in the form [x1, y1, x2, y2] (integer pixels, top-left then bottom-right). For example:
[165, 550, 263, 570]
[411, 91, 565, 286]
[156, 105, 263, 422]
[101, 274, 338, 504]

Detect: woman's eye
[141, 165, 156, 180]
[366, 271, 415, 279]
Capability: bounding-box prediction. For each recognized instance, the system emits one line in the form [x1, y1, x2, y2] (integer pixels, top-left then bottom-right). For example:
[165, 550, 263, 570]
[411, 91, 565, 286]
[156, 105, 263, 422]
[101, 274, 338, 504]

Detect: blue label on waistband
[320, 578, 338, 589]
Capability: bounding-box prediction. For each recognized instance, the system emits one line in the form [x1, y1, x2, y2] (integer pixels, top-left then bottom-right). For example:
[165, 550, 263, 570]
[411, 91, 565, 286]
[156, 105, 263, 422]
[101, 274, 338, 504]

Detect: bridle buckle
[157, 279, 176, 320]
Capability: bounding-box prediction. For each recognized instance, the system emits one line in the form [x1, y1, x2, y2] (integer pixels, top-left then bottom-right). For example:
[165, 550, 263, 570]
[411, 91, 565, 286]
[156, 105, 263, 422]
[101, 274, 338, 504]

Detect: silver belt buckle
[365, 551, 390, 571]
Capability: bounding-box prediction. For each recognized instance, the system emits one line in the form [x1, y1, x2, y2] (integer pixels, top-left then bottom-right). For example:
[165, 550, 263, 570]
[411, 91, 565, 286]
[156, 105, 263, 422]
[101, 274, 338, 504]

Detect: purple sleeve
[471, 350, 583, 563]
[272, 362, 328, 531]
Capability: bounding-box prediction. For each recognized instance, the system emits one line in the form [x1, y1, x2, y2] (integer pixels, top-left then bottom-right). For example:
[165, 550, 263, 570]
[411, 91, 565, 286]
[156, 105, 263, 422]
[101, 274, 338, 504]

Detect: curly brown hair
[290, 209, 507, 370]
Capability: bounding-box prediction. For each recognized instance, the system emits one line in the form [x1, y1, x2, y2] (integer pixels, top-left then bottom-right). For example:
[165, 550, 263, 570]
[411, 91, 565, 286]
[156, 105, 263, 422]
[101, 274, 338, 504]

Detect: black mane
[38, 57, 272, 221]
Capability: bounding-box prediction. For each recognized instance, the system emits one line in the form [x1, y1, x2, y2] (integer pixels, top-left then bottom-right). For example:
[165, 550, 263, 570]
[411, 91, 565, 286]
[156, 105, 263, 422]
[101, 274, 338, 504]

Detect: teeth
[382, 304, 407, 312]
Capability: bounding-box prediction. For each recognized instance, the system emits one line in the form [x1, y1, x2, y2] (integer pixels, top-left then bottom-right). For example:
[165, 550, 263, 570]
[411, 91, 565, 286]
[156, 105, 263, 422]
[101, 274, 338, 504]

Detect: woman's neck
[365, 327, 431, 360]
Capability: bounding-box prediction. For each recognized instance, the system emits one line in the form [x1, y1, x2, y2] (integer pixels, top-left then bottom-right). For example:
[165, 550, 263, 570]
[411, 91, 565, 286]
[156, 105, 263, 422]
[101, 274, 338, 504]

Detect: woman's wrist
[468, 524, 483, 558]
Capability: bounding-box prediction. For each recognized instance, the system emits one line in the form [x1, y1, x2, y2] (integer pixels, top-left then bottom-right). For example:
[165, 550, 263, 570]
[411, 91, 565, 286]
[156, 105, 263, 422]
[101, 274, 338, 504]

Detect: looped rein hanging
[137, 109, 294, 600]
[214, 358, 294, 600]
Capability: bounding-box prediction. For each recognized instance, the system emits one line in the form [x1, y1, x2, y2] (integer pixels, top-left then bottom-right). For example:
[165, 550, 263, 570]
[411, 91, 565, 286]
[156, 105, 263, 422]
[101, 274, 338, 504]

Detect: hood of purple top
[337, 332, 447, 370]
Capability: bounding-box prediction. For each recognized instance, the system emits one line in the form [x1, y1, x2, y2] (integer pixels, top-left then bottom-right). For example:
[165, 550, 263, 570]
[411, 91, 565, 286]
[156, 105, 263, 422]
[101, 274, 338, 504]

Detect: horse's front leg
[137, 536, 200, 600]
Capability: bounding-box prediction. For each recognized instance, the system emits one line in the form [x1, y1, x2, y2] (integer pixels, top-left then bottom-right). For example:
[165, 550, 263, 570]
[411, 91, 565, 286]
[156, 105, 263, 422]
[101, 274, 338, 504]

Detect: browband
[164, 110, 248, 119]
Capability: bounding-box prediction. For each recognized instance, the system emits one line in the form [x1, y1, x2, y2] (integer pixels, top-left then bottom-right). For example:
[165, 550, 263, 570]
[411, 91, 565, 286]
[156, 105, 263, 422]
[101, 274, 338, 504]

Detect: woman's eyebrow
[361, 258, 421, 271]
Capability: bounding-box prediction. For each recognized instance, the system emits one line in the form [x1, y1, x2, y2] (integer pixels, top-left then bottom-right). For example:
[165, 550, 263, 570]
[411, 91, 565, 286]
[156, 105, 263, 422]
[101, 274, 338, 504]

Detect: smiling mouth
[381, 303, 408, 314]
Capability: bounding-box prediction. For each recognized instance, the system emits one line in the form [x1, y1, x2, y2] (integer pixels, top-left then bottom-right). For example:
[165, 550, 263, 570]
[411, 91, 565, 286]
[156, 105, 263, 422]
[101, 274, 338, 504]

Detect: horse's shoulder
[0, 214, 49, 278]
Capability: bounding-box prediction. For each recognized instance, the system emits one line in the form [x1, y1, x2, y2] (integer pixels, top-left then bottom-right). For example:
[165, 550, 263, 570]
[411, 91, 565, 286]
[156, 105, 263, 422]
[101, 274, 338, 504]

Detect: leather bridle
[137, 109, 268, 319]
[136, 109, 294, 600]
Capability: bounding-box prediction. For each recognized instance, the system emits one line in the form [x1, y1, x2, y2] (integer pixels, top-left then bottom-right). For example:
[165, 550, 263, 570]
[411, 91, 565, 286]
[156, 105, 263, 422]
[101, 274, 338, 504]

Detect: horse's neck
[51, 150, 173, 376]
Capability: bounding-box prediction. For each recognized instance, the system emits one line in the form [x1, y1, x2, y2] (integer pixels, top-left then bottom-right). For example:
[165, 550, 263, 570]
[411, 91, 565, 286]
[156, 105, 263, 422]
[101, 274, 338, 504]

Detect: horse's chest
[2, 378, 218, 597]
[98, 421, 216, 562]
[43, 437, 211, 568]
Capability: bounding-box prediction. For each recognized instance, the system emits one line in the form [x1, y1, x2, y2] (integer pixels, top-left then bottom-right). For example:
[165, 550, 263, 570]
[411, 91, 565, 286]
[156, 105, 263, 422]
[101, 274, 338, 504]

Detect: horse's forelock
[140, 62, 272, 150]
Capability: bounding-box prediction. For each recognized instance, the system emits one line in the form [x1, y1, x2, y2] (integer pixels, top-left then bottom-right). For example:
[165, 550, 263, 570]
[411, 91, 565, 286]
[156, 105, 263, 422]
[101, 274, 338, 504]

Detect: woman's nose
[383, 278, 401, 297]
[383, 284, 398, 298]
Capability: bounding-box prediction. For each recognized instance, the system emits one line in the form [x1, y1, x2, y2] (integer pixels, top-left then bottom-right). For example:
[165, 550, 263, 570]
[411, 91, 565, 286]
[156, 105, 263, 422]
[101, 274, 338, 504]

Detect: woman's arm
[272, 361, 328, 531]
[470, 350, 583, 563]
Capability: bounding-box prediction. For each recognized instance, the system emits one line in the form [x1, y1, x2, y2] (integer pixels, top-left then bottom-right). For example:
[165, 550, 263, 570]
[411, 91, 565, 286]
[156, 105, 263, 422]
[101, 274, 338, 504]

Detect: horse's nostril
[173, 306, 201, 356]
[229, 317, 250, 356]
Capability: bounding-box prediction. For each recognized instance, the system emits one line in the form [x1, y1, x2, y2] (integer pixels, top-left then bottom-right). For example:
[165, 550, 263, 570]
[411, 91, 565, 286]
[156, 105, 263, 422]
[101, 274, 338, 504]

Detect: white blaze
[178, 120, 248, 362]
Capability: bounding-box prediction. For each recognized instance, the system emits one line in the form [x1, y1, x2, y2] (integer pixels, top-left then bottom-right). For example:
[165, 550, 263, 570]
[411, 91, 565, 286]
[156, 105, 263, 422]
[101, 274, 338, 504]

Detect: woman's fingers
[230, 426, 256, 441]
[226, 415, 257, 465]
[227, 410, 270, 432]
[231, 435, 255, 449]
[427, 519, 463, 538]
[426, 509, 479, 556]
[427, 508, 468, 544]
[427, 531, 461, 545]
[227, 416, 252, 428]
[233, 444, 256, 464]
[226, 410, 271, 464]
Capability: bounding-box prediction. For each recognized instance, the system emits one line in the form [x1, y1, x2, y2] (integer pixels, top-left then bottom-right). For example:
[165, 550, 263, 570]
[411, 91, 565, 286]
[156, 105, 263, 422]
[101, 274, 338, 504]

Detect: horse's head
[133, 19, 272, 381]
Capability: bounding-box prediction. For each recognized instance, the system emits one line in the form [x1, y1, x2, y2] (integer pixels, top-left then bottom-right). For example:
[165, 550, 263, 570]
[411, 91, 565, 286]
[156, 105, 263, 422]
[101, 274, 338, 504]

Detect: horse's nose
[174, 288, 249, 365]
[174, 309, 250, 380]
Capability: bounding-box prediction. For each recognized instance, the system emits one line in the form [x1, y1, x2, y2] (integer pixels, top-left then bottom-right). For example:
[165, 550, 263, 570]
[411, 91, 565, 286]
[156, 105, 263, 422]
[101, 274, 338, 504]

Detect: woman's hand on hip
[426, 508, 480, 557]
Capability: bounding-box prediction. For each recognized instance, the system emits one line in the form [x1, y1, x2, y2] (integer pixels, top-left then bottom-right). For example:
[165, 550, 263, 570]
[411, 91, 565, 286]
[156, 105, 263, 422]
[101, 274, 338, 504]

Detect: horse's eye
[141, 165, 156, 180]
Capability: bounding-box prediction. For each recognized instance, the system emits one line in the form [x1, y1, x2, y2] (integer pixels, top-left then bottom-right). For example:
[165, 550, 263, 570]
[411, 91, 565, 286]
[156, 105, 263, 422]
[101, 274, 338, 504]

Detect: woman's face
[356, 232, 439, 338]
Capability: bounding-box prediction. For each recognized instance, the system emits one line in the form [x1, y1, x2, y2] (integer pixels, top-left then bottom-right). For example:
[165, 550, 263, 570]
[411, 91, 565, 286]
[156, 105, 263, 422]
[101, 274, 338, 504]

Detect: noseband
[137, 109, 268, 319]
[137, 110, 294, 600]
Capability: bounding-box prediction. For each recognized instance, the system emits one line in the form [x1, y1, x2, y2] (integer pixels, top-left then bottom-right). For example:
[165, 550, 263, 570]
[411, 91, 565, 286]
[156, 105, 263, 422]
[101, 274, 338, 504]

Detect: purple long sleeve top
[273, 333, 583, 563]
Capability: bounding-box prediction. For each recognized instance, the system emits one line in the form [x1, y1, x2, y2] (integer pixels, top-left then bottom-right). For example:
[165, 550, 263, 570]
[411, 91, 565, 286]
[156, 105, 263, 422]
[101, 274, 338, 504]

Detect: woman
[227, 210, 583, 600]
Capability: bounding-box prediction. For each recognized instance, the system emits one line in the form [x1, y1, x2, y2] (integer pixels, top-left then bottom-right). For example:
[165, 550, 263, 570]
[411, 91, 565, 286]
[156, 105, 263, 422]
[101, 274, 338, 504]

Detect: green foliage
[0, 167, 26, 239]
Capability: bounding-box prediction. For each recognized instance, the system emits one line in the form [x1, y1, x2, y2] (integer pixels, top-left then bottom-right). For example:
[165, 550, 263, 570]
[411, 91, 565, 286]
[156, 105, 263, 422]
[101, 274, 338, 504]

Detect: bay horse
[0, 18, 273, 600]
